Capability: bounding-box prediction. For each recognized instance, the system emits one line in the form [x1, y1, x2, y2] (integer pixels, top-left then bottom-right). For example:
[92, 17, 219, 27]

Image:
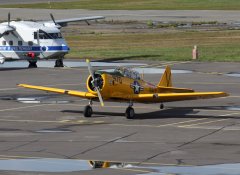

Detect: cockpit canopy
[34, 29, 63, 40]
[114, 66, 141, 80]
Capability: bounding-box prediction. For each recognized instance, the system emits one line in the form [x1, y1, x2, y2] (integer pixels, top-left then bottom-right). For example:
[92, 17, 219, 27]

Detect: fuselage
[86, 67, 194, 102]
[0, 21, 69, 62]
[87, 73, 156, 100]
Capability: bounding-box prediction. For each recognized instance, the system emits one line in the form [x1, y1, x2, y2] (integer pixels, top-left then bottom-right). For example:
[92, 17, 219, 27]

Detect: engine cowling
[86, 73, 104, 94]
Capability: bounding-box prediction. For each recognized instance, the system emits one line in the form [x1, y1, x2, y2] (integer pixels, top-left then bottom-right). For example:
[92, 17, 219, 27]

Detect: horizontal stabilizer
[131, 91, 229, 103]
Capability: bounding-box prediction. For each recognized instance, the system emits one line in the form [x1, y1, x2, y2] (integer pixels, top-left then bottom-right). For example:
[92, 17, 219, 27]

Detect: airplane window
[34, 32, 38, 39]
[28, 41, 33, 46]
[114, 67, 141, 80]
[48, 33, 63, 39]
[9, 41, 13, 46]
[2, 41, 6, 46]
[18, 41, 23, 46]
[36, 30, 62, 40]
[38, 30, 52, 39]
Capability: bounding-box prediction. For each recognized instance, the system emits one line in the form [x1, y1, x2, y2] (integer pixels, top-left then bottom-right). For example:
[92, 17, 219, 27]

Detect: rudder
[157, 66, 172, 87]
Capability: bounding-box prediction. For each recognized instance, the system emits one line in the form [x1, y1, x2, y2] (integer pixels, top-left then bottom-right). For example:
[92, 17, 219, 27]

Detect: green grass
[1, 0, 240, 10]
[65, 31, 240, 62]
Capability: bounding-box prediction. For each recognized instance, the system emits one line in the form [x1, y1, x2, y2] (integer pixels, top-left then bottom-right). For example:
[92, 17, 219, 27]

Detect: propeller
[8, 12, 10, 26]
[86, 59, 104, 107]
[50, 13, 57, 25]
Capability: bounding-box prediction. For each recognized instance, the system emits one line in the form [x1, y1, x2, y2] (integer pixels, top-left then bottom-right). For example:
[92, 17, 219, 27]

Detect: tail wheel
[125, 107, 135, 119]
[83, 105, 93, 117]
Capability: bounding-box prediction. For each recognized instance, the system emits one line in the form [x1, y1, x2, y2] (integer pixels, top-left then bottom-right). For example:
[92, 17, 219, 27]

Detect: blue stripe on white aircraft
[0, 13, 104, 68]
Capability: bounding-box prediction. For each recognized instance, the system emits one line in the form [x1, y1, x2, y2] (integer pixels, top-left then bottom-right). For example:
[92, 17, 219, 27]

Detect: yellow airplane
[18, 59, 228, 119]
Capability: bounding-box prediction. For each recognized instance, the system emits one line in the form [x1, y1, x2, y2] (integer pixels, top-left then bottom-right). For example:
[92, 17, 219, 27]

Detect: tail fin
[157, 66, 172, 87]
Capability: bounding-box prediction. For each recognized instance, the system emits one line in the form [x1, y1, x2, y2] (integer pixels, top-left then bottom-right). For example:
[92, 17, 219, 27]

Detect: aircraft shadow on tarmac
[62, 106, 237, 120]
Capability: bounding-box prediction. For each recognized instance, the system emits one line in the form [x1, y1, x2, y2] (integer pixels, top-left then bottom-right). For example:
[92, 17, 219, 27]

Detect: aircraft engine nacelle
[86, 73, 109, 98]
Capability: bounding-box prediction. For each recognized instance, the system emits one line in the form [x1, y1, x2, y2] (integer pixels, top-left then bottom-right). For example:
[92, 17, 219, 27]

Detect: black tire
[28, 61, 37, 68]
[83, 105, 93, 117]
[125, 107, 135, 119]
[55, 59, 64, 67]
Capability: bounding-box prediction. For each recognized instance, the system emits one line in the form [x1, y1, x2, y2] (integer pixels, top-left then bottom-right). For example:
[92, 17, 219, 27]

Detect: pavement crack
[177, 123, 236, 148]
[69, 132, 137, 158]
[139, 123, 236, 165]
[4, 140, 38, 152]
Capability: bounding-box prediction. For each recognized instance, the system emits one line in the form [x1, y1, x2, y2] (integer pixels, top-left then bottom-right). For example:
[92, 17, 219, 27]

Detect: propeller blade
[86, 59, 95, 80]
[96, 87, 104, 107]
[50, 13, 57, 25]
[8, 12, 10, 26]
[86, 59, 104, 107]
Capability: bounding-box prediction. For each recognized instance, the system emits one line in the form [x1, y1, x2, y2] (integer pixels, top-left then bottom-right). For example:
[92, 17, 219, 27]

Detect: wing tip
[17, 84, 24, 87]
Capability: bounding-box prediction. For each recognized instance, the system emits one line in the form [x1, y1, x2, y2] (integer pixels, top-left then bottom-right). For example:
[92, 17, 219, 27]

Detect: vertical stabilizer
[157, 66, 172, 87]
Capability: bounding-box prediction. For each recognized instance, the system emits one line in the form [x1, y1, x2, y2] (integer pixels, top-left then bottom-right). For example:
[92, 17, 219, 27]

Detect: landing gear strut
[83, 100, 93, 117]
[55, 58, 64, 67]
[125, 101, 135, 119]
[28, 60, 37, 68]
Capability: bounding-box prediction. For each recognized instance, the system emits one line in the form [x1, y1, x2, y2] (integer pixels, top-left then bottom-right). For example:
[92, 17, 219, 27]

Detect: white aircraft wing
[45, 16, 105, 27]
[0, 25, 15, 36]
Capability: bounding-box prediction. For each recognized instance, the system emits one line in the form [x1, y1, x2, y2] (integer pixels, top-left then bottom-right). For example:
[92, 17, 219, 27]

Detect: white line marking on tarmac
[0, 118, 106, 124]
[0, 87, 20, 91]
[110, 118, 208, 128]
[157, 118, 208, 127]
[0, 118, 63, 123]
[178, 119, 228, 128]
[176, 82, 240, 85]
[0, 104, 55, 112]
[156, 61, 191, 68]
[178, 112, 240, 129]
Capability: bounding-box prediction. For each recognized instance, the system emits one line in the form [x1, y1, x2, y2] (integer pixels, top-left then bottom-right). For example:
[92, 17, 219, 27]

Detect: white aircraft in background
[0, 13, 104, 68]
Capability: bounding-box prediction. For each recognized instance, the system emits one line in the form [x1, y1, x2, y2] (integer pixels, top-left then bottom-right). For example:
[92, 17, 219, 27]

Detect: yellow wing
[131, 92, 228, 103]
[18, 84, 97, 99]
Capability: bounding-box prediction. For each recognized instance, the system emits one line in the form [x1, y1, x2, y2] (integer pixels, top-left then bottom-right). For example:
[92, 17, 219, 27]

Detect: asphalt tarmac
[0, 60, 239, 174]
[0, 8, 240, 23]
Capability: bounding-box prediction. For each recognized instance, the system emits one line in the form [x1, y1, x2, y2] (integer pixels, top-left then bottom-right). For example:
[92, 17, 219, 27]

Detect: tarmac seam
[69, 132, 137, 158]
[3, 140, 38, 152]
[139, 122, 236, 165]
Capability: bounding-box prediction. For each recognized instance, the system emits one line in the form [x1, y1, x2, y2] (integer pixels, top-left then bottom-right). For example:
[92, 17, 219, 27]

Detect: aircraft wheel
[160, 103, 164, 109]
[83, 105, 93, 117]
[125, 107, 135, 119]
[55, 59, 64, 67]
[28, 60, 37, 68]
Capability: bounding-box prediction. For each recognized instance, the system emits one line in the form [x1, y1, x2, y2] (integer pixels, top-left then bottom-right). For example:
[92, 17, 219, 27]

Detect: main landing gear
[83, 100, 136, 119]
[125, 101, 135, 119]
[28, 60, 37, 68]
[54, 58, 64, 67]
[83, 100, 93, 117]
